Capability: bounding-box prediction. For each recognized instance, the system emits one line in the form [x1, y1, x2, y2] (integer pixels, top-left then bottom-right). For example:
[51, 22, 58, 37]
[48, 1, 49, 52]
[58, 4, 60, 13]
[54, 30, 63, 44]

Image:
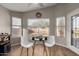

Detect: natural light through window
[12, 17, 22, 38]
[56, 16, 65, 37]
[28, 19, 49, 37]
[72, 16, 79, 38]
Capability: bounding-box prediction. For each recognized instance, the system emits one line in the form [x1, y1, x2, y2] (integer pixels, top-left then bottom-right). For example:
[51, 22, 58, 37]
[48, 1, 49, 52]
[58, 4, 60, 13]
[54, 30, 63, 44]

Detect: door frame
[67, 8, 79, 54]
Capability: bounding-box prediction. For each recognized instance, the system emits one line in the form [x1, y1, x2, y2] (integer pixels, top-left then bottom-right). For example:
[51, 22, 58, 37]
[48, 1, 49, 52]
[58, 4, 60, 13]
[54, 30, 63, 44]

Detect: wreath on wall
[36, 12, 42, 18]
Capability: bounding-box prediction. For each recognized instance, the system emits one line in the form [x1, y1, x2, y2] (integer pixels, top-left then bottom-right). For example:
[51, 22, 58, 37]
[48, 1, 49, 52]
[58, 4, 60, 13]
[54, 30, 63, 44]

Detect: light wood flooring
[6, 44, 79, 56]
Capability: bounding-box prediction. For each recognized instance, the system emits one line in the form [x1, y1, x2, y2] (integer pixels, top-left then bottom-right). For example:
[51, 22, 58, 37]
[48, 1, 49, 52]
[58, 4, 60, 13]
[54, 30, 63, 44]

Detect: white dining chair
[45, 36, 55, 56]
[20, 29, 34, 56]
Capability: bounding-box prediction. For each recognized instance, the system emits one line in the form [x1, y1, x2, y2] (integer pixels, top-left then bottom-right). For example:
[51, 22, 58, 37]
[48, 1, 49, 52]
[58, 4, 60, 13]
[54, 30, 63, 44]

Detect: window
[12, 17, 22, 37]
[56, 16, 65, 37]
[72, 16, 79, 38]
[71, 16, 79, 48]
[28, 19, 49, 36]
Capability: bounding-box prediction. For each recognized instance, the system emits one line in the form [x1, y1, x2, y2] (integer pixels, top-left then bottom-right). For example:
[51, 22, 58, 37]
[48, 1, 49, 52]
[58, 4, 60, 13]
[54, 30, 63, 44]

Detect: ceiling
[0, 3, 56, 12]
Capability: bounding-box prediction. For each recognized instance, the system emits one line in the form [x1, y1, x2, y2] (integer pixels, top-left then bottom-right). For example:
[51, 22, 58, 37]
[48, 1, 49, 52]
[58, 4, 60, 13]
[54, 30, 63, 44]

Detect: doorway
[71, 16, 79, 49]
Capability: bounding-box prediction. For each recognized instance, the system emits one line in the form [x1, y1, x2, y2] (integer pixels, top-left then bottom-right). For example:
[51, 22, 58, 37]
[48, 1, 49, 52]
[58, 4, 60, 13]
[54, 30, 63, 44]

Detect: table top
[32, 36, 48, 41]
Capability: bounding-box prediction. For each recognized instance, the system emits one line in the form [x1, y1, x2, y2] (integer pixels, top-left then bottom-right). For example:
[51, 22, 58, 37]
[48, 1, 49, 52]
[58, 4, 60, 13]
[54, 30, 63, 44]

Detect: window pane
[56, 16, 65, 37]
[12, 27, 21, 37]
[57, 27, 65, 37]
[76, 17, 79, 28]
[12, 16, 22, 38]
[28, 19, 49, 36]
[72, 17, 76, 29]
[12, 26, 21, 28]
[12, 17, 21, 26]
[28, 19, 49, 27]
[56, 16, 65, 26]
[72, 16, 79, 38]
[28, 27, 39, 36]
[39, 27, 49, 36]
[72, 16, 79, 49]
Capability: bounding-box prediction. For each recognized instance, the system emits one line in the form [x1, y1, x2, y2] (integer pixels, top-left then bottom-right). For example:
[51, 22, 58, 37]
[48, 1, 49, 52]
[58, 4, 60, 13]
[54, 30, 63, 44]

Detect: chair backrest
[48, 36, 55, 46]
[21, 29, 29, 47]
[23, 29, 28, 37]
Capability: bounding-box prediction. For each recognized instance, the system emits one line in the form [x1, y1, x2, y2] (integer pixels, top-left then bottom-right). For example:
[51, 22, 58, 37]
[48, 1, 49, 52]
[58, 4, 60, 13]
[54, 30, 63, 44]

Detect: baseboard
[68, 46, 79, 55]
[55, 43, 68, 48]
[11, 43, 21, 47]
[55, 43, 79, 55]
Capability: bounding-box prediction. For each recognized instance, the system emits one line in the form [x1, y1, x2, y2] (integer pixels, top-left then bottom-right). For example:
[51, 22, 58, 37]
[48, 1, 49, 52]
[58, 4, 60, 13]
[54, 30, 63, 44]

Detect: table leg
[32, 41, 36, 56]
[43, 41, 47, 56]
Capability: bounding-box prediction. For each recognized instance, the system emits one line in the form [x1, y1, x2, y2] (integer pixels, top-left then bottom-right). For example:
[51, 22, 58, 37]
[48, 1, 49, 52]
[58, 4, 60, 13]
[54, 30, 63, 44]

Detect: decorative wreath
[36, 12, 42, 18]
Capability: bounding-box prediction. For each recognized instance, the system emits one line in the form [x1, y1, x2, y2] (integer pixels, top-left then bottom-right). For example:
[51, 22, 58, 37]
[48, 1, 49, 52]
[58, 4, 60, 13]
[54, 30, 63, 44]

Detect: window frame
[56, 16, 66, 37]
[11, 16, 22, 38]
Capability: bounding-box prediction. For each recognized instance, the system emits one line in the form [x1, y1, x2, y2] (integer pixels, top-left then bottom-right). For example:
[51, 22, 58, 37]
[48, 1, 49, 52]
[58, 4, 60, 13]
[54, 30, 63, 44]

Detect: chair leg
[27, 48, 28, 56]
[20, 47, 23, 56]
[54, 45, 56, 55]
[45, 47, 48, 56]
[43, 41, 45, 55]
[49, 47, 51, 56]
[44, 46, 48, 56]
[32, 41, 36, 56]
[32, 46, 34, 56]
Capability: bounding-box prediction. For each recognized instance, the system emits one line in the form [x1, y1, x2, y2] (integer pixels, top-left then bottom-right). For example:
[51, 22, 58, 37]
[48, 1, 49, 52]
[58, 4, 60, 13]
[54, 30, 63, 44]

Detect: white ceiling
[0, 3, 56, 12]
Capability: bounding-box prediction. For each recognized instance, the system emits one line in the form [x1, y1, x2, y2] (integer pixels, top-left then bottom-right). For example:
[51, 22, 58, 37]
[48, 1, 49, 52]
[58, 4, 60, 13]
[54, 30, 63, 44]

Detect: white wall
[0, 6, 10, 34]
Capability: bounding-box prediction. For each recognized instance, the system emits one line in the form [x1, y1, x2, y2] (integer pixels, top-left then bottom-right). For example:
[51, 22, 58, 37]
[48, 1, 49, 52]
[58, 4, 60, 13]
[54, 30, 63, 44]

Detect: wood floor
[7, 44, 79, 56]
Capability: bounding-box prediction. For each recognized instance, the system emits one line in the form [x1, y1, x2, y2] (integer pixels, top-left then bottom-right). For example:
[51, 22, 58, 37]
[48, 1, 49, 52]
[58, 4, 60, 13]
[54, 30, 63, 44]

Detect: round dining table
[31, 36, 48, 55]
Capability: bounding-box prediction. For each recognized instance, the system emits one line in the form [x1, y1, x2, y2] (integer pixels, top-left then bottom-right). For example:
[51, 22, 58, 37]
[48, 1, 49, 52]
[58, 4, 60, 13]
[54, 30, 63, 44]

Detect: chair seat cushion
[45, 42, 55, 47]
[21, 42, 33, 48]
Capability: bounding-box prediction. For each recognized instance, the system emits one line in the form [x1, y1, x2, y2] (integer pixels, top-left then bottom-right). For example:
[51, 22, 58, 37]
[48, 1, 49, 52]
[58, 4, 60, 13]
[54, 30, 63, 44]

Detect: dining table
[31, 35, 48, 55]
